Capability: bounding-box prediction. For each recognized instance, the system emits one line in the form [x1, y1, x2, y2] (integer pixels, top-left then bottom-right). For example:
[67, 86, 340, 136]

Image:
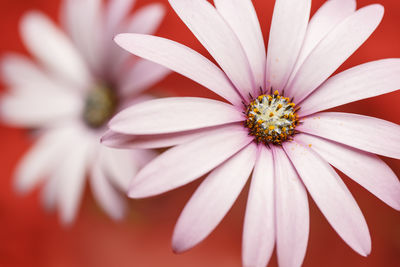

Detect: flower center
[245, 90, 299, 145]
[83, 84, 118, 129]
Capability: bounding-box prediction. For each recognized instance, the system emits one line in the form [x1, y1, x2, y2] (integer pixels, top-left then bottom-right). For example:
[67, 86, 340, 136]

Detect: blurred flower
[0, 0, 169, 225]
[105, 0, 400, 266]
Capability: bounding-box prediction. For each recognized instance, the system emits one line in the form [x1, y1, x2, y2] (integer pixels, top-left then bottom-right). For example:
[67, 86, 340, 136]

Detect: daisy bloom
[1, 0, 169, 225]
[105, 0, 400, 266]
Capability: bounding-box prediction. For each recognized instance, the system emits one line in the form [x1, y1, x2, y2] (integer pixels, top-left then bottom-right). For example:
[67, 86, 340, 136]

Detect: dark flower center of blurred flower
[83, 84, 118, 129]
[245, 90, 300, 145]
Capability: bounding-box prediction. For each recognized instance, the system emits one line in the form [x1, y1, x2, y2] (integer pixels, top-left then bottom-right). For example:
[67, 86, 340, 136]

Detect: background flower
[0, 0, 169, 225]
[0, 0, 399, 267]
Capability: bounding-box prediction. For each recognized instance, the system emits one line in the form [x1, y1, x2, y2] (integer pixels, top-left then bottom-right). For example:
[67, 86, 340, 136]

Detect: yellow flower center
[245, 90, 299, 145]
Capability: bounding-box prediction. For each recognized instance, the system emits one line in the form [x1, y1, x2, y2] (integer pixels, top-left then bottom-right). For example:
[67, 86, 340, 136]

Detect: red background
[0, 0, 399, 266]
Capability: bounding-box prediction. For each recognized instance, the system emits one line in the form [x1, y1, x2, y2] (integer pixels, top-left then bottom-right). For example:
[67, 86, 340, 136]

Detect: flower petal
[100, 146, 151, 192]
[61, 0, 103, 73]
[168, 0, 255, 97]
[289, 0, 356, 78]
[14, 128, 74, 194]
[102, 125, 230, 149]
[298, 112, 400, 159]
[214, 0, 266, 89]
[286, 4, 384, 102]
[114, 34, 242, 105]
[90, 159, 127, 220]
[22, 11, 91, 88]
[109, 97, 244, 135]
[111, 3, 166, 74]
[57, 135, 94, 225]
[283, 141, 371, 256]
[172, 143, 257, 253]
[41, 174, 59, 212]
[242, 146, 275, 267]
[272, 146, 309, 267]
[266, 0, 311, 92]
[128, 124, 252, 198]
[300, 59, 400, 116]
[295, 134, 400, 210]
[119, 59, 170, 97]
[0, 91, 82, 127]
[105, 0, 136, 34]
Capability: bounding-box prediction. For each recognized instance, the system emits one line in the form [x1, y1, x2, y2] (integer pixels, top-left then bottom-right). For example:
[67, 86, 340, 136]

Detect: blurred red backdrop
[0, 0, 399, 266]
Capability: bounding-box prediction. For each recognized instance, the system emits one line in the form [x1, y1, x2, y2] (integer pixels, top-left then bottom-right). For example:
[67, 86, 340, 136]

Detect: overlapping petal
[286, 4, 384, 102]
[109, 97, 244, 135]
[129, 124, 252, 198]
[242, 146, 275, 267]
[273, 146, 309, 267]
[284, 141, 371, 256]
[298, 112, 400, 159]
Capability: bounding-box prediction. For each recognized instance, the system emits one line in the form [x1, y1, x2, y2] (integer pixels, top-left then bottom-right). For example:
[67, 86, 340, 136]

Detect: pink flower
[106, 0, 400, 266]
[1, 0, 169, 225]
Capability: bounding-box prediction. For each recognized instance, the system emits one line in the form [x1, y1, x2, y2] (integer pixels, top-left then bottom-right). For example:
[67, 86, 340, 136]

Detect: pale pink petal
[0, 91, 82, 127]
[14, 128, 74, 194]
[21, 11, 92, 88]
[119, 59, 170, 97]
[242, 146, 275, 267]
[41, 174, 59, 212]
[168, 0, 255, 97]
[129, 124, 253, 198]
[90, 159, 127, 220]
[102, 125, 228, 149]
[99, 146, 144, 192]
[283, 141, 371, 256]
[266, 0, 311, 92]
[57, 135, 94, 225]
[214, 0, 266, 89]
[295, 134, 400, 210]
[272, 146, 309, 267]
[114, 34, 243, 106]
[105, 0, 136, 35]
[173, 143, 257, 253]
[300, 59, 400, 116]
[298, 112, 400, 159]
[111, 3, 166, 74]
[1, 54, 51, 87]
[109, 97, 244, 135]
[289, 0, 356, 78]
[286, 5, 384, 102]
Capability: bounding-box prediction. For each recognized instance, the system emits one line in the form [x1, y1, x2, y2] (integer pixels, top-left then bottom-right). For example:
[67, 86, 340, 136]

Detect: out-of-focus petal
[242, 146, 275, 267]
[214, 0, 266, 90]
[114, 34, 243, 106]
[90, 158, 127, 220]
[298, 112, 400, 159]
[109, 97, 244, 135]
[266, 0, 311, 92]
[168, 0, 255, 97]
[111, 3, 166, 74]
[61, 0, 103, 73]
[14, 128, 74, 194]
[295, 134, 400, 210]
[286, 5, 384, 102]
[57, 134, 94, 225]
[299, 59, 400, 116]
[172, 143, 257, 253]
[284, 141, 371, 256]
[273, 146, 309, 267]
[0, 91, 82, 127]
[21, 11, 92, 88]
[105, 0, 136, 35]
[119, 59, 170, 97]
[129, 124, 253, 198]
[289, 0, 356, 78]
